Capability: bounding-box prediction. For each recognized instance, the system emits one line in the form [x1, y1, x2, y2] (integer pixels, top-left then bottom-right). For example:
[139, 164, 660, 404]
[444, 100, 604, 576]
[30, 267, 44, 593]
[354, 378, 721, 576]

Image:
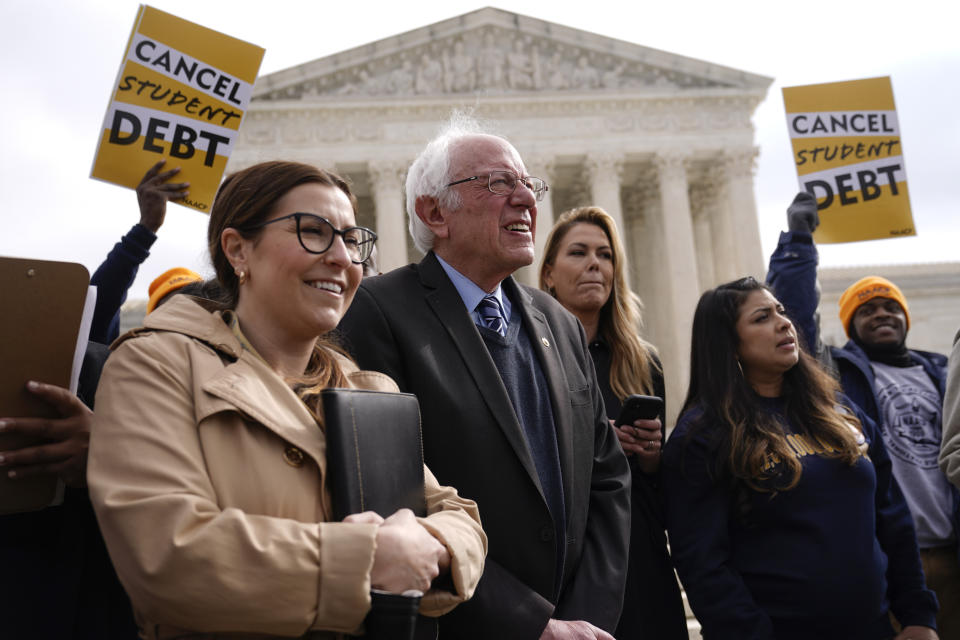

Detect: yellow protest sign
[782, 77, 915, 243]
[91, 5, 264, 212]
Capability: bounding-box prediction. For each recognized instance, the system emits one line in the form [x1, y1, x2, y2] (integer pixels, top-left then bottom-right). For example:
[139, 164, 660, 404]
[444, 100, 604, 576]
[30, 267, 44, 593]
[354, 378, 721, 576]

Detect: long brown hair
[207, 161, 360, 403]
[539, 206, 660, 398]
[683, 277, 864, 492]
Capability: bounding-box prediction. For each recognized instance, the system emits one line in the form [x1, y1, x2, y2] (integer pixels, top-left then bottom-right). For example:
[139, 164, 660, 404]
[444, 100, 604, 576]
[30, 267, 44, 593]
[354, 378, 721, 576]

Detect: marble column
[704, 165, 740, 284]
[688, 180, 716, 291]
[721, 148, 765, 279]
[586, 153, 630, 291]
[586, 153, 626, 238]
[368, 160, 408, 274]
[621, 183, 655, 297]
[653, 152, 700, 427]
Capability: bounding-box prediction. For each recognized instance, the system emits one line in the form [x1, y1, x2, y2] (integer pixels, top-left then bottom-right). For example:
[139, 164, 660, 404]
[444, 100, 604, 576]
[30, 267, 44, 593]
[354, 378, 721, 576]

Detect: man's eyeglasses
[248, 213, 377, 264]
[446, 170, 549, 202]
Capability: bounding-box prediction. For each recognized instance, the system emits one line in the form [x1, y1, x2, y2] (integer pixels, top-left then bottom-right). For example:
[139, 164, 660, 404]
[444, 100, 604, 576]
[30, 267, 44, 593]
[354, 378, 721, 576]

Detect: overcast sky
[2, 0, 957, 301]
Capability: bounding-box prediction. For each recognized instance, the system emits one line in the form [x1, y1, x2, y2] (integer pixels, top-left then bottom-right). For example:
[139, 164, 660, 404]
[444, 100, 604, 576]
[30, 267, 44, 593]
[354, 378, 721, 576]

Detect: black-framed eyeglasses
[248, 213, 377, 264]
[446, 170, 549, 202]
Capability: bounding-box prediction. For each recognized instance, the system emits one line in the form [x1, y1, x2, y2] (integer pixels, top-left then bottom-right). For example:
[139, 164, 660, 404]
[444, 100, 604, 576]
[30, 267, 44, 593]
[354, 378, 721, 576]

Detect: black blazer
[337, 252, 631, 639]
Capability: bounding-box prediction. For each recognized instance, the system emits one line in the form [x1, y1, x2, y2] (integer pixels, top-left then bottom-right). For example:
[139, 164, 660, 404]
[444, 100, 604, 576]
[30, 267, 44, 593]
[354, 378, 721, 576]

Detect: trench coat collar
[124, 295, 330, 472]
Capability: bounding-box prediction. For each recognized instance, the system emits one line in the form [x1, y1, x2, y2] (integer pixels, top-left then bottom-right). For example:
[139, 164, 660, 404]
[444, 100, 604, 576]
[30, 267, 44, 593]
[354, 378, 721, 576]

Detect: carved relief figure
[530, 43, 543, 90]
[571, 56, 599, 90]
[445, 40, 476, 93]
[547, 50, 569, 90]
[651, 68, 673, 87]
[415, 53, 444, 94]
[337, 67, 380, 95]
[388, 59, 414, 94]
[601, 61, 625, 89]
[477, 32, 504, 89]
[506, 39, 535, 90]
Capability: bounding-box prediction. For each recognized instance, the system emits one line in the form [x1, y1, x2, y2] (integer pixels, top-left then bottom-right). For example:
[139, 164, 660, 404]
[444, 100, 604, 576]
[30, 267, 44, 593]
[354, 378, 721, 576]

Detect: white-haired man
[338, 120, 630, 640]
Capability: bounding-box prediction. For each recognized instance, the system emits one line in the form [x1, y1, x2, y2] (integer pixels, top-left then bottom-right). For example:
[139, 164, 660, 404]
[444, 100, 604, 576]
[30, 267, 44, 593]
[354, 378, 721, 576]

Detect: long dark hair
[682, 277, 863, 491]
[206, 161, 360, 407]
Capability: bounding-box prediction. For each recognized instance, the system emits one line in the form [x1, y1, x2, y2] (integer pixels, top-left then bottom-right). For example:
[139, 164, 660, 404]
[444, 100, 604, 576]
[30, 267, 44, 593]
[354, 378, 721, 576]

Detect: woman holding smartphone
[663, 276, 938, 639]
[539, 206, 688, 639]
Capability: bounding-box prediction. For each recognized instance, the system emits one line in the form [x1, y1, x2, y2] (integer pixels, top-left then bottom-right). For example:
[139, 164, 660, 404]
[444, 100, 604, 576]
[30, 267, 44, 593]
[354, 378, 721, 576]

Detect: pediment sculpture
[255, 26, 734, 101]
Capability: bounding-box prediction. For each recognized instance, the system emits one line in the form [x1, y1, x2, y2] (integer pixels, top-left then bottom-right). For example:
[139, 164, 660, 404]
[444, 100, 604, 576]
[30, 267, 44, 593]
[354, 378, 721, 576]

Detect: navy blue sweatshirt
[663, 397, 937, 639]
[89, 223, 156, 344]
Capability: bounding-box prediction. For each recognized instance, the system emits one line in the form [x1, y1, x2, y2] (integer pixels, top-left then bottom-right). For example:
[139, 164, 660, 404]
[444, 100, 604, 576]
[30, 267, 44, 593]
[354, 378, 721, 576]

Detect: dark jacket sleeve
[334, 284, 408, 388]
[554, 348, 631, 631]
[765, 230, 821, 356]
[663, 413, 775, 639]
[835, 347, 882, 425]
[89, 224, 157, 344]
[445, 561, 555, 639]
[855, 404, 940, 628]
[78, 342, 111, 410]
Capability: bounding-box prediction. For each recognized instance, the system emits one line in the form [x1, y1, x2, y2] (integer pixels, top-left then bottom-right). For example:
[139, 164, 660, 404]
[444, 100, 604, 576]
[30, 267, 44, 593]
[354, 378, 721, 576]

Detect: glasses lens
[343, 227, 377, 263]
[486, 172, 547, 201]
[297, 215, 335, 253]
[487, 171, 517, 196]
[523, 177, 546, 201]
[294, 214, 376, 263]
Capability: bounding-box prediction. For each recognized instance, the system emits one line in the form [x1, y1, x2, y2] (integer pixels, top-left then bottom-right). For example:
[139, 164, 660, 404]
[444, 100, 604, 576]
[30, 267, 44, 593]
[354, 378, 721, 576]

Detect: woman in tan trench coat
[88, 161, 486, 639]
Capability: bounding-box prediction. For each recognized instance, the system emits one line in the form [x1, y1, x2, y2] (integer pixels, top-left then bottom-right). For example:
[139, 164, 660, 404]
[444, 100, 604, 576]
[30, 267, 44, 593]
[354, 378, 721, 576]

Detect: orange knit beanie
[147, 267, 203, 313]
[837, 276, 910, 337]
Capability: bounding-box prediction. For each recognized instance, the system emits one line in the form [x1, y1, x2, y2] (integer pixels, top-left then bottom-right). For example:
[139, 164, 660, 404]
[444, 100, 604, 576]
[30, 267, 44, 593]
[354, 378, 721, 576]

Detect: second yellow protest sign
[782, 77, 915, 243]
[91, 5, 265, 212]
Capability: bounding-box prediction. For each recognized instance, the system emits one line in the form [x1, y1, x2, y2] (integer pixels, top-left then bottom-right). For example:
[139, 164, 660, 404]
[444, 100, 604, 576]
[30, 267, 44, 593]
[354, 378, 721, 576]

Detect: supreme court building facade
[228, 8, 774, 419]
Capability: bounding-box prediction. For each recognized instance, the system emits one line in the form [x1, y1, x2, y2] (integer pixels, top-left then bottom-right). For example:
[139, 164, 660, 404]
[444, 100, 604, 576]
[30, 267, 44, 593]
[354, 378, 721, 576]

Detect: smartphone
[614, 394, 663, 427]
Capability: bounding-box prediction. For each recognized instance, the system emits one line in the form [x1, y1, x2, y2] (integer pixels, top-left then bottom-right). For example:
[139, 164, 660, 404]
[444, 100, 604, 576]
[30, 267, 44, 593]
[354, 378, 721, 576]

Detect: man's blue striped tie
[477, 295, 507, 336]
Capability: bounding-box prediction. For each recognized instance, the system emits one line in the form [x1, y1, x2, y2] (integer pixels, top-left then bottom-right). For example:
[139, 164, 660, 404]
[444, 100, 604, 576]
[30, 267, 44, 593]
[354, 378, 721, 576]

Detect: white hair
[405, 111, 491, 253]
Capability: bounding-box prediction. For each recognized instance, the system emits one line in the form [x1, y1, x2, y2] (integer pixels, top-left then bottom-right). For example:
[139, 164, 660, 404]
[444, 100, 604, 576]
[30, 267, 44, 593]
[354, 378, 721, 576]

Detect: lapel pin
[541, 337, 550, 348]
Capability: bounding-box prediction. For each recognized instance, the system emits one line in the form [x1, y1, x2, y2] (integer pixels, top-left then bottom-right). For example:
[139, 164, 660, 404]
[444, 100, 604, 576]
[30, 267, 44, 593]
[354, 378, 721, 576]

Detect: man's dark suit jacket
[337, 252, 631, 639]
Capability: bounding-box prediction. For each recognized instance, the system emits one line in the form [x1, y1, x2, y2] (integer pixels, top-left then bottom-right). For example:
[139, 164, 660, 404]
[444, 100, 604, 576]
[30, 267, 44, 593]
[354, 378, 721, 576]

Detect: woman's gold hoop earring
[236, 269, 247, 285]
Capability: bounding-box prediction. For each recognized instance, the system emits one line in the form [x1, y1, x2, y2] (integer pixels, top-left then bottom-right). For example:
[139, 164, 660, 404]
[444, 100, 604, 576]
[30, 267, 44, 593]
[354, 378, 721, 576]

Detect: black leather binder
[322, 389, 437, 640]
[321, 388, 427, 520]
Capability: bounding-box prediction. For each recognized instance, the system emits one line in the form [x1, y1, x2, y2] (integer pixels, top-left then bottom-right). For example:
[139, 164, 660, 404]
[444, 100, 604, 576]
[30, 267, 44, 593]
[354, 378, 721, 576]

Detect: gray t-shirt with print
[872, 361, 955, 548]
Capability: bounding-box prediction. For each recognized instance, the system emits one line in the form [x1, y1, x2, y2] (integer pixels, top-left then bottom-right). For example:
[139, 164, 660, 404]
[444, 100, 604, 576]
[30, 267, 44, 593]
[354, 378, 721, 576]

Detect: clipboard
[0, 256, 90, 514]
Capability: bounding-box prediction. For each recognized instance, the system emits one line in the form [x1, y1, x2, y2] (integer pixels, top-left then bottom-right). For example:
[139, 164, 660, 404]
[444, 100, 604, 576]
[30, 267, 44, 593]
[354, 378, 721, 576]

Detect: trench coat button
[539, 526, 554, 542]
[283, 446, 305, 467]
[541, 337, 550, 348]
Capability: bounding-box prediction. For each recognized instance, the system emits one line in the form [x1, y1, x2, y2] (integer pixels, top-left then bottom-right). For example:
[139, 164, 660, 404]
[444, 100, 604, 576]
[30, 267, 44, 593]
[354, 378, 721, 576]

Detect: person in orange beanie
[767, 192, 955, 640]
[146, 267, 204, 313]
